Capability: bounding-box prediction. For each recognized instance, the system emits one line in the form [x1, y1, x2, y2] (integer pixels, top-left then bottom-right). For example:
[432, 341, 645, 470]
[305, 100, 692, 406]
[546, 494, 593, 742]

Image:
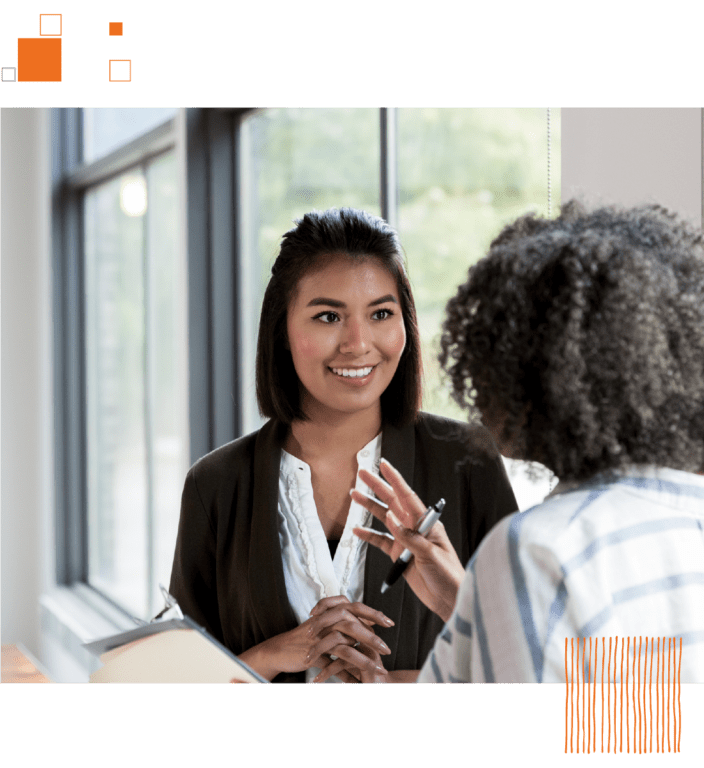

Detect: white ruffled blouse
[277, 433, 381, 683]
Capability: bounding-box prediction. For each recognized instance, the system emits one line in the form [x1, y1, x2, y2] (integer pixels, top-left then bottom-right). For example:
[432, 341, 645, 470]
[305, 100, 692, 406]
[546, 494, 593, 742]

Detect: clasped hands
[238, 458, 465, 683]
[264, 596, 394, 683]
[240, 594, 394, 683]
[306, 595, 393, 683]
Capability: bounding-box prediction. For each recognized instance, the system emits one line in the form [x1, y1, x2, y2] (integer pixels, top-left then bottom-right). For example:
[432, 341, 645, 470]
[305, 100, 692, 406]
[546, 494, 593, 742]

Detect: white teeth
[332, 366, 374, 378]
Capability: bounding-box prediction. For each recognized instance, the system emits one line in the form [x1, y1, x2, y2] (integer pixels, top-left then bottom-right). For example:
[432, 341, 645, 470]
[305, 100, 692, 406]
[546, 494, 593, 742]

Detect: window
[84, 153, 187, 618]
[53, 108, 559, 626]
[54, 108, 188, 619]
[239, 108, 382, 432]
[82, 108, 176, 163]
[241, 108, 560, 503]
[396, 108, 561, 507]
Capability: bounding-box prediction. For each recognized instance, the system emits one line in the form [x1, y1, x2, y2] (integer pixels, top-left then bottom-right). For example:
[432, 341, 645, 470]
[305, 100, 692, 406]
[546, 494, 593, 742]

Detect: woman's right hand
[237, 596, 394, 681]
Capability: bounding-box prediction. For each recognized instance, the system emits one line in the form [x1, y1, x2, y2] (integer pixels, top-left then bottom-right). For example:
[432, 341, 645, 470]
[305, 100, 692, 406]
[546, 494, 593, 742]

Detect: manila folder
[90, 628, 261, 683]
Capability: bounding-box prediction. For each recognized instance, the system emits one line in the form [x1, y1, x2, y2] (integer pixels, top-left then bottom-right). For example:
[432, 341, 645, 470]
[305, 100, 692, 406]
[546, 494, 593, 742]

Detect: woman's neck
[286, 403, 382, 463]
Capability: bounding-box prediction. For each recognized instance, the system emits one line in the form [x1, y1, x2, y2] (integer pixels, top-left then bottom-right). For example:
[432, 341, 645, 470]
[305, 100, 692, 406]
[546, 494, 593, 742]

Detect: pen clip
[413, 498, 445, 532]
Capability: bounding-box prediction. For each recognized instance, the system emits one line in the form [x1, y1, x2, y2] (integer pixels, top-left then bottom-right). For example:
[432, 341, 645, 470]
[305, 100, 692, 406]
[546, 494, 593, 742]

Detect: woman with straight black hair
[170, 207, 517, 682]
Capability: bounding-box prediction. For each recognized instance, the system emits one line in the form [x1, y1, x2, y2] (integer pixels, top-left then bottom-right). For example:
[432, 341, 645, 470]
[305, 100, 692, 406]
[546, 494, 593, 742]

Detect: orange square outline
[109, 59, 131, 82]
[109, 22, 123, 36]
[39, 14, 62, 36]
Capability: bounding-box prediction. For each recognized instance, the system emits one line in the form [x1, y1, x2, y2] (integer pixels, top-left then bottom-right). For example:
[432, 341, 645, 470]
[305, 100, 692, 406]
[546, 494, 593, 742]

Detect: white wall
[562, 108, 703, 226]
[1, 107, 702, 678]
[0, 107, 52, 659]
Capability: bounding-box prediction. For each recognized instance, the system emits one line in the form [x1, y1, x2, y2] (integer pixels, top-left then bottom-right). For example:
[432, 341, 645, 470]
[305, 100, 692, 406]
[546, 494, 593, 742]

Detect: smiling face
[285, 255, 407, 423]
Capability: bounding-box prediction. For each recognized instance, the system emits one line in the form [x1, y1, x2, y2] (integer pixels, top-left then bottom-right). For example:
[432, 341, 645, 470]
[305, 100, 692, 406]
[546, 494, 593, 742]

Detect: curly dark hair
[439, 200, 704, 481]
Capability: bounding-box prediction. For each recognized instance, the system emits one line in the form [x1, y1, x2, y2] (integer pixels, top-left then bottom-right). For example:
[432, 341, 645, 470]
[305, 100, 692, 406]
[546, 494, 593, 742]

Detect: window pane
[239, 108, 380, 433]
[85, 170, 149, 617]
[83, 108, 176, 163]
[397, 108, 561, 507]
[84, 149, 186, 618]
[147, 153, 189, 613]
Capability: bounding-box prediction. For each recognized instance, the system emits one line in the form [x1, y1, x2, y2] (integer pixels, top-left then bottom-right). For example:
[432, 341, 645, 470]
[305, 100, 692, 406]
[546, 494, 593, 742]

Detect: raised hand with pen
[352, 459, 466, 624]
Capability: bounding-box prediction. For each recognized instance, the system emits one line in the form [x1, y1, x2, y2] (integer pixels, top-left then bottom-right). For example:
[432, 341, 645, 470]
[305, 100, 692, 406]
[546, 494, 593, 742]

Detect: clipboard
[84, 587, 267, 683]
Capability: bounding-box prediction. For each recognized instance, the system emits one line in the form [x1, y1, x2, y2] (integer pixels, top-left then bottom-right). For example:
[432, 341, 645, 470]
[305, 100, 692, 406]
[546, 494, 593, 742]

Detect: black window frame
[52, 106, 544, 613]
[51, 107, 262, 611]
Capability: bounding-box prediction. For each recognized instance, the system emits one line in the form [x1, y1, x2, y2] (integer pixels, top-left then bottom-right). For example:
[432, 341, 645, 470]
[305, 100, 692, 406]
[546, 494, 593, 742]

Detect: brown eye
[372, 309, 394, 321]
[313, 311, 340, 323]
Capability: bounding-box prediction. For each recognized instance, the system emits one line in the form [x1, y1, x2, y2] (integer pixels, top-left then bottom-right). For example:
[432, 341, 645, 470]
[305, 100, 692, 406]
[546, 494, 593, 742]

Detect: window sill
[39, 583, 137, 682]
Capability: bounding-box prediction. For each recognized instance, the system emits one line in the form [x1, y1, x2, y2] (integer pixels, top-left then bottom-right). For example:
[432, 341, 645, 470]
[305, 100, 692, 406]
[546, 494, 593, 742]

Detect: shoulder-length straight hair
[255, 208, 422, 427]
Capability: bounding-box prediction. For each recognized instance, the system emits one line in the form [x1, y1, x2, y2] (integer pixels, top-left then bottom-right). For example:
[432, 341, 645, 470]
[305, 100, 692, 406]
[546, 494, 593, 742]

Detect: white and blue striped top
[417, 466, 704, 683]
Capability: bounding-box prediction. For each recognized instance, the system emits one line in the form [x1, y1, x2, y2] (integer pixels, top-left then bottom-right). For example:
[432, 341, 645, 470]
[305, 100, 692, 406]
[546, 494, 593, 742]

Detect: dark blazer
[169, 412, 518, 682]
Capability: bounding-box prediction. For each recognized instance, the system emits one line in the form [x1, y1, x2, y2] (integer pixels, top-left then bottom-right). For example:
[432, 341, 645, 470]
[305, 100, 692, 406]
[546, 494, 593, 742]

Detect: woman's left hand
[307, 596, 391, 683]
[312, 641, 389, 683]
[352, 459, 465, 623]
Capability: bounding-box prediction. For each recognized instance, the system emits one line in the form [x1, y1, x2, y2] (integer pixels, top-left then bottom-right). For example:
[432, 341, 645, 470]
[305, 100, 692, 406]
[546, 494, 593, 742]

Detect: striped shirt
[417, 466, 704, 683]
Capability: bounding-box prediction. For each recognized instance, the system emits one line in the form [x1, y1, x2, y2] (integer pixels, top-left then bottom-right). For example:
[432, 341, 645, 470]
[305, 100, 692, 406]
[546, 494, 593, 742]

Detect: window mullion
[53, 108, 89, 586]
[142, 162, 156, 617]
[380, 107, 398, 227]
[547, 107, 553, 217]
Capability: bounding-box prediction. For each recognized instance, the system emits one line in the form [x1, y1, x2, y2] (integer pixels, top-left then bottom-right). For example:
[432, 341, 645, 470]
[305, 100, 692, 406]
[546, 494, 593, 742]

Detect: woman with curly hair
[354, 201, 704, 682]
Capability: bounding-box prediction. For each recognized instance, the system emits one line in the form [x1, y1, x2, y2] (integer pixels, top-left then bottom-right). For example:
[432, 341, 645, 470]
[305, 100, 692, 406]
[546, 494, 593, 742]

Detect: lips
[329, 365, 375, 378]
[328, 363, 378, 384]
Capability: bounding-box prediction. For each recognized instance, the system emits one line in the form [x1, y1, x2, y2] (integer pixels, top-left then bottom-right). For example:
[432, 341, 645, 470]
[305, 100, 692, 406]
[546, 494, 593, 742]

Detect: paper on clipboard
[84, 590, 267, 683]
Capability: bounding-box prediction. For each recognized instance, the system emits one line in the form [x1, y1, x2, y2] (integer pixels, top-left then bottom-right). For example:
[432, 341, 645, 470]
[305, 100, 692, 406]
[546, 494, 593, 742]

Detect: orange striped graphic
[564, 637, 682, 755]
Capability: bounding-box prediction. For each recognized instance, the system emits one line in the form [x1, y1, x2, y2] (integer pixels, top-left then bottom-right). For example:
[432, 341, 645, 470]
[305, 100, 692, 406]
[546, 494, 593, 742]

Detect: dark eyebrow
[306, 294, 399, 309]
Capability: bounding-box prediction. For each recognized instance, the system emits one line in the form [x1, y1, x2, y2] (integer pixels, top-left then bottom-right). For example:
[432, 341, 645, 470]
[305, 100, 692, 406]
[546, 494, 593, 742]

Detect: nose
[339, 316, 370, 356]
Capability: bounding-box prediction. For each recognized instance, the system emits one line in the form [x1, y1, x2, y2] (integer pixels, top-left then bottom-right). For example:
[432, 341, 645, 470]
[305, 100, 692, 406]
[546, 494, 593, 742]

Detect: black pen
[380, 499, 445, 593]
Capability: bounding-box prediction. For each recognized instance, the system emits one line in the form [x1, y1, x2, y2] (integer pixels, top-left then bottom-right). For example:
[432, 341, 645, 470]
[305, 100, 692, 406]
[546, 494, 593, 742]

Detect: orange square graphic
[109, 22, 123, 36]
[108, 59, 132, 83]
[18, 38, 61, 81]
[39, 13, 64, 37]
